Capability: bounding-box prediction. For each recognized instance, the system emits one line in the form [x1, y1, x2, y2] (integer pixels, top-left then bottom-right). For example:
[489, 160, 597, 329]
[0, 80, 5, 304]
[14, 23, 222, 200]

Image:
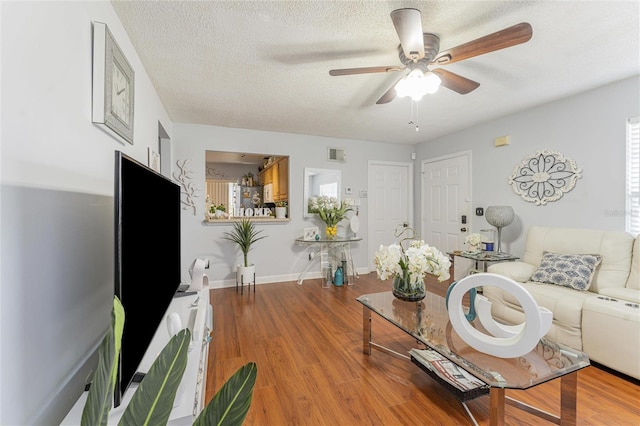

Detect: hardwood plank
[205, 273, 640, 425]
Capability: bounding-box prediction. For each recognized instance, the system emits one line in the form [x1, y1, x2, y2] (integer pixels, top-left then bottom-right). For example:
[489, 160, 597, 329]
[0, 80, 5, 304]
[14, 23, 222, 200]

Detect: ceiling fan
[329, 8, 532, 104]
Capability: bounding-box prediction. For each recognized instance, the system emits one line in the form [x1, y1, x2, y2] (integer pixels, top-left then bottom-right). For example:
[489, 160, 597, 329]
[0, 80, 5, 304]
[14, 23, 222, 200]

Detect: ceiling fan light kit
[328, 8, 533, 105]
[395, 69, 441, 101]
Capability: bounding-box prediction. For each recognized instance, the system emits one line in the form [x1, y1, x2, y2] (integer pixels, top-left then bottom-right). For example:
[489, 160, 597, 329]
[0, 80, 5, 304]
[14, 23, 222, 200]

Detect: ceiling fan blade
[390, 8, 425, 61]
[432, 69, 480, 94]
[376, 85, 397, 104]
[376, 71, 409, 104]
[329, 66, 404, 76]
[432, 22, 532, 65]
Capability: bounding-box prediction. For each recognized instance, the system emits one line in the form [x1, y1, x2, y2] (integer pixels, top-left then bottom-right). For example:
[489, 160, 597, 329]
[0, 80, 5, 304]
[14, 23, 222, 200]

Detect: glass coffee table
[356, 291, 590, 426]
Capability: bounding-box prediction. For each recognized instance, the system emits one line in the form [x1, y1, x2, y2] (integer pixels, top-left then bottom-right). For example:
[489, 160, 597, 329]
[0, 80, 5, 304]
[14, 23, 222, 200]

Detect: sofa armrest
[598, 288, 640, 304]
[487, 261, 537, 283]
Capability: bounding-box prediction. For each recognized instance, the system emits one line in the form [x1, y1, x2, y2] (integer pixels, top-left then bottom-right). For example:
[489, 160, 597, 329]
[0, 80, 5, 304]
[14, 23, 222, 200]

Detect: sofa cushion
[522, 226, 634, 293]
[487, 262, 536, 283]
[483, 281, 590, 350]
[531, 251, 602, 291]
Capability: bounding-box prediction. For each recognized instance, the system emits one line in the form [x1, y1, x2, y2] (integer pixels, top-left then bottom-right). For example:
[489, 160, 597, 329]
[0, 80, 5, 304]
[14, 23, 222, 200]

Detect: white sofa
[483, 226, 640, 379]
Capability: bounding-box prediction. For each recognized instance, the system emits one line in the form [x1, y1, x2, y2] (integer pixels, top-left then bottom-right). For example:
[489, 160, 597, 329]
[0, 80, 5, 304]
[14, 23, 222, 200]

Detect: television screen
[114, 151, 181, 406]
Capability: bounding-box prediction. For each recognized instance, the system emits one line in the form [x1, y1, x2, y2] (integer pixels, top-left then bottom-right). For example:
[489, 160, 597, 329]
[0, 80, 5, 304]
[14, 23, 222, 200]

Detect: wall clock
[92, 22, 135, 144]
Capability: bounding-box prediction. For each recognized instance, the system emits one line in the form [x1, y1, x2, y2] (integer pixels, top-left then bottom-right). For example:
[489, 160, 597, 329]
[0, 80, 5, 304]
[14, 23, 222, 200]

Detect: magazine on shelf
[410, 348, 486, 391]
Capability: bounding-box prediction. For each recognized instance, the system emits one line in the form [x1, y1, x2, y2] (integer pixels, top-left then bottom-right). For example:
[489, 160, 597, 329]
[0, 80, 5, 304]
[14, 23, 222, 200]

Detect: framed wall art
[148, 148, 160, 172]
[92, 22, 135, 144]
[304, 227, 320, 241]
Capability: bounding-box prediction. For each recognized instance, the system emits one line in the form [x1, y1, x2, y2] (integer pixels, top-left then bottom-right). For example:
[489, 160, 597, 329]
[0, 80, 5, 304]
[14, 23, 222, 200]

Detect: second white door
[422, 152, 471, 279]
[368, 161, 413, 270]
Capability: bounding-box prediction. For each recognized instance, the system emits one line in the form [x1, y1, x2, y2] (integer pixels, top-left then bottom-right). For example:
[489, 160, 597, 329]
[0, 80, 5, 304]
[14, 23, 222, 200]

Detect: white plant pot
[237, 264, 255, 284]
[275, 206, 287, 219]
[215, 209, 224, 218]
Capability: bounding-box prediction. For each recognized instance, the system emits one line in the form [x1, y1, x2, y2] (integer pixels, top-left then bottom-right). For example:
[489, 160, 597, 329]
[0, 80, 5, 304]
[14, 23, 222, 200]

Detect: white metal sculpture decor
[173, 159, 201, 215]
[447, 273, 553, 358]
[509, 150, 582, 205]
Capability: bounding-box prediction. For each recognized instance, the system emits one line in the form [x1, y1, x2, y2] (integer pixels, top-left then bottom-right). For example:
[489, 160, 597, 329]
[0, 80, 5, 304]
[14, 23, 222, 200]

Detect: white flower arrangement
[374, 231, 451, 284]
[465, 233, 483, 247]
[308, 195, 351, 227]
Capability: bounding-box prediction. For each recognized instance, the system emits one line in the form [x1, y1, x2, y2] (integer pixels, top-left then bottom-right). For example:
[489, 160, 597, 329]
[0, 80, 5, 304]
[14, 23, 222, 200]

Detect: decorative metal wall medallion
[173, 159, 201, 215]
[509, 150, 582, 206]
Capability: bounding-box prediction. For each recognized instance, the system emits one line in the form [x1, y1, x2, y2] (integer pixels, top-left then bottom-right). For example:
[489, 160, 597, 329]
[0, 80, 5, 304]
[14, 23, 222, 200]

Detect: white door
[368, 161, 413, 270]
[422, 152, 471, 279]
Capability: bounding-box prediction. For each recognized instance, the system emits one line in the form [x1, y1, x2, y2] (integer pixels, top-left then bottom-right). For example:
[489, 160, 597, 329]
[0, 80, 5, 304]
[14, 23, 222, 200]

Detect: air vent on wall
[328, 147, 345, 162]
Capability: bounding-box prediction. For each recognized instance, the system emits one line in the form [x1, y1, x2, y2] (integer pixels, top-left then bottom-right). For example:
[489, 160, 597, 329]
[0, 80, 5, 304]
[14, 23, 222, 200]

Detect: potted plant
[274, 201, 287, 219]
[211, 203, 226, 218]
[223, 218, 267, 284]
[82, 297, 257, 426]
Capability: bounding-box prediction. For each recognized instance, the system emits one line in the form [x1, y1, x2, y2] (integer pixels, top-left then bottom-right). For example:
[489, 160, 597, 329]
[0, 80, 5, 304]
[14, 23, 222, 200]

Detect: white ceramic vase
[275, 207, 287, 219]
[237, 264, 255, 284]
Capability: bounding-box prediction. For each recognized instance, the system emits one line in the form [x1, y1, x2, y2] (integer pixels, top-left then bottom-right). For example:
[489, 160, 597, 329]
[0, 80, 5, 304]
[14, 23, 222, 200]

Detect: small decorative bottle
[341, 259, 348, 284]
[334, 266, 344, 287]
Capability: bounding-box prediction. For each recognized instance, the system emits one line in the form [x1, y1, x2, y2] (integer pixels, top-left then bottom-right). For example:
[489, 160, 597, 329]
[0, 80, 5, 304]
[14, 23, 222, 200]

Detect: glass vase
[325, 225, 337, 240]
[392, 270, 426, 301]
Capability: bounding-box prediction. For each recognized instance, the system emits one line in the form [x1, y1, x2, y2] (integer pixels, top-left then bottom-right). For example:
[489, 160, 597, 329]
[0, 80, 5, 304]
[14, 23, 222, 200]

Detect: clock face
[111, 62, 130, 125]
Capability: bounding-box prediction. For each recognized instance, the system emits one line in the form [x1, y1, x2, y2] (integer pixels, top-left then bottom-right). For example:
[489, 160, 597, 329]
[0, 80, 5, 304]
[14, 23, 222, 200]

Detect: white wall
[415, 76, 640, 256]
[2, 3, 636, 423]
[0, 2, 172, 424]
[172, 123, 414, 285]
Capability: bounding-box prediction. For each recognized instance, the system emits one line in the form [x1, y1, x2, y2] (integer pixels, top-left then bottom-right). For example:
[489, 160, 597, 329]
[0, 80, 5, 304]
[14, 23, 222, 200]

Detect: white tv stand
[61, 285, 212, 426]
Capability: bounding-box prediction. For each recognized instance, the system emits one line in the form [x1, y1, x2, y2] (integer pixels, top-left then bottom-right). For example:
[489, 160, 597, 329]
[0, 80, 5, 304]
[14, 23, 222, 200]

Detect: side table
[448, 251, 519, 276]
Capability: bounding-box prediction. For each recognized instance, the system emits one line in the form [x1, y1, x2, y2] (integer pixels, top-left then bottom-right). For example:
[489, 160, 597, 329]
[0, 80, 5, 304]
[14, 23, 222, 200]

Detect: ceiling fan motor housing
[399, 33, 440, 67]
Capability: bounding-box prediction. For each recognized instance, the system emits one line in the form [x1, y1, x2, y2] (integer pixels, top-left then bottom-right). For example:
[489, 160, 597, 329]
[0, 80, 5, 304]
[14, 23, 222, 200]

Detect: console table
[61, 286, 213, 425]
[295, 237, 361, 287]
[357, 291, 590, 426]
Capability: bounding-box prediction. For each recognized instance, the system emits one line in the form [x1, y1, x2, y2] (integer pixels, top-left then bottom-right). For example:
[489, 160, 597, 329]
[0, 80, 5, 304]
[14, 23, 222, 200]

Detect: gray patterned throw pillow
[531, 251, 602, 291]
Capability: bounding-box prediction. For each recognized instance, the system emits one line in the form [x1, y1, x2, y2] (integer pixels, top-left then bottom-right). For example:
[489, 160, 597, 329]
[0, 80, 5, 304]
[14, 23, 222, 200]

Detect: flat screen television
[114, 151, 181, 406]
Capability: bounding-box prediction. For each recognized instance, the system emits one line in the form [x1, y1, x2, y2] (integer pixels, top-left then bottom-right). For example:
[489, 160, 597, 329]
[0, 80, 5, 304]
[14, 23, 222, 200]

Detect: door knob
[460, 227, 467, 232]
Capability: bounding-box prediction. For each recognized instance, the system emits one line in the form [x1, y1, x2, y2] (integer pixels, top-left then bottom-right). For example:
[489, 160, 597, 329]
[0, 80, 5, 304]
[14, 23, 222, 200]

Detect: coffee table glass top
[356, 291, 589, 389]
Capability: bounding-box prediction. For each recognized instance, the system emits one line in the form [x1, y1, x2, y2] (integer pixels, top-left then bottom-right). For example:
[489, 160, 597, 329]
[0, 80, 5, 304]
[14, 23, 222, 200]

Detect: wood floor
[204, 273, 640, 425]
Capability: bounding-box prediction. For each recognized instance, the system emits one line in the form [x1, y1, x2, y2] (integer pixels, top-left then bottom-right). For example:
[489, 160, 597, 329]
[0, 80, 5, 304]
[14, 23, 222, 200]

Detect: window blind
[207, 180, 235, 210]
[627, 116, 640, 236]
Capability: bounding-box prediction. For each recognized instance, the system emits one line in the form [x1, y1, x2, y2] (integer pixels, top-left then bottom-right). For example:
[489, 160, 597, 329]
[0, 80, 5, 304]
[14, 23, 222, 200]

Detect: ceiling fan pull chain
[408, 100, 420, 132]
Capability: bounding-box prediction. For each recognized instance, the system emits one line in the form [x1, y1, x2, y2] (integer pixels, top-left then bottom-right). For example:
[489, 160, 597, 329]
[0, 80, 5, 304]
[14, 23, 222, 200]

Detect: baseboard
[208, 267, 373, 289]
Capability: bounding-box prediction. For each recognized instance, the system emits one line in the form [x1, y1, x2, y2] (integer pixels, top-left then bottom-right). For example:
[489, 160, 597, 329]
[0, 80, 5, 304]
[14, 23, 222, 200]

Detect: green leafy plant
[81, 297, 257, 426]
[308, 196, 352, 227]
[81, 297, 124, 426]
[274, 201, 287, 208]
[223, 218, 267, 267]
[210, 204, 226, 214]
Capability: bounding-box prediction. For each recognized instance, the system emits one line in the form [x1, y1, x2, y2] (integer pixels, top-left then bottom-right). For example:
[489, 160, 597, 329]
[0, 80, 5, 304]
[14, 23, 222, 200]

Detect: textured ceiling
[112, 0, 640, 145]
